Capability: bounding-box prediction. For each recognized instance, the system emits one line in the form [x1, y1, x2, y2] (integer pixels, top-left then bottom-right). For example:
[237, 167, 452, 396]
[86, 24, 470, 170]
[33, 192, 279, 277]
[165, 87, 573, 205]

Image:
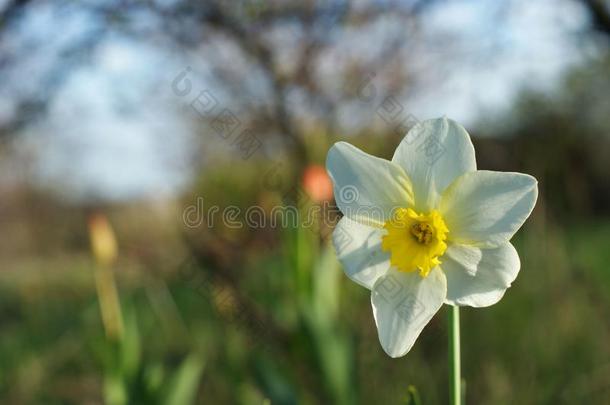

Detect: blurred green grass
[1, 128, 609, 403]
[0, 211, 609, 404]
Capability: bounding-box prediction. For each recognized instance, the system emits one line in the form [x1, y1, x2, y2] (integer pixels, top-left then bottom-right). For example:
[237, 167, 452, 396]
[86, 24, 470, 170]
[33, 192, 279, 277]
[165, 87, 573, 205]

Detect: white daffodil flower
[327, 117, 538, 358]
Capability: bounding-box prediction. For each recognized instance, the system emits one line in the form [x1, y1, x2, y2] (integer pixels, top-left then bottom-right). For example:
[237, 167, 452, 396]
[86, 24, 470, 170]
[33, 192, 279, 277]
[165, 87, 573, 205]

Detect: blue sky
[0, 0, 597, 202]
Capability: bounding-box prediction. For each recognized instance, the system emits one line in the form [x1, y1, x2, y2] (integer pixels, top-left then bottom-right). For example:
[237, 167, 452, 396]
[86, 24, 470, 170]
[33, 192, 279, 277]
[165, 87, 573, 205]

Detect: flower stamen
[411, 222, 434, 244]
[381, 208, 449, 277]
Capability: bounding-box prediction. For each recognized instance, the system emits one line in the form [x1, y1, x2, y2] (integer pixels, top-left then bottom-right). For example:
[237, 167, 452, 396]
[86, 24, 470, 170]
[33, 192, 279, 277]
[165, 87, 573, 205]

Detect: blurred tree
[581, 0, 610, 35]
[0, 1, 437, 157]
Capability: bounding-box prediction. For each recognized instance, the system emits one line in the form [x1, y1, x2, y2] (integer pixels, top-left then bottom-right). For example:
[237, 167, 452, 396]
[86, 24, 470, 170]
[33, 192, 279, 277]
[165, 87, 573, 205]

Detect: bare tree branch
[581, 0, 610, 36]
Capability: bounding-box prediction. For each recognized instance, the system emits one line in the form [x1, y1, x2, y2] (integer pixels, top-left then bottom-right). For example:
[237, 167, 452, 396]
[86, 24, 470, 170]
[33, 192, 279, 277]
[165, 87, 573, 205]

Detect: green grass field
[1, 213, 608, 404]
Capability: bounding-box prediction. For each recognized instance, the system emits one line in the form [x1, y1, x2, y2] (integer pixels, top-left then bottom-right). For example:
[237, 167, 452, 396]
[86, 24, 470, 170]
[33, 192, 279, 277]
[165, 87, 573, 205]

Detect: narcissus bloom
[327, 117, 538, 357]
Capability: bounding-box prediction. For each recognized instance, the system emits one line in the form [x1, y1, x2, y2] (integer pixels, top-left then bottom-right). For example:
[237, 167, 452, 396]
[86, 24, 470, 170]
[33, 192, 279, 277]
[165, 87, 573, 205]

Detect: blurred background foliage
[1, 0, 610, 404]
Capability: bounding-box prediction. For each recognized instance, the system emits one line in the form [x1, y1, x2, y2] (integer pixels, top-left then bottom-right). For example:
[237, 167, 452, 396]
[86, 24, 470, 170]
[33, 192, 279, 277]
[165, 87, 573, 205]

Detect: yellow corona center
[381, 208, 449, 277]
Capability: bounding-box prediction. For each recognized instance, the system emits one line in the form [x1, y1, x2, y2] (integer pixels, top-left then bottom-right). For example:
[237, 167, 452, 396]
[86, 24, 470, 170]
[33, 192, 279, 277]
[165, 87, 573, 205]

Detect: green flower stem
[449, 305, 461, 405]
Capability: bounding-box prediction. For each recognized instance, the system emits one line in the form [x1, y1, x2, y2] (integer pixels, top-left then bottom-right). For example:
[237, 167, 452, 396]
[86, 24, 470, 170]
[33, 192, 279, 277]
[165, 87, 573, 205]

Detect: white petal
[332, 217, 390, 289]
[327, 142, 413, 227]
[392, 117, 476, 212]
[440, 170, 538, 247]
[443, 243, 520, 307]
[371, 267, 446, 358]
